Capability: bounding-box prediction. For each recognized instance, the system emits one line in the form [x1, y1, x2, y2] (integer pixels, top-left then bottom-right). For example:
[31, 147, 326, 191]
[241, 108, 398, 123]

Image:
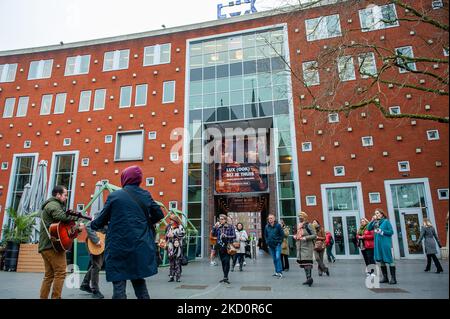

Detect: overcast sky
[0, 0, 297, 52]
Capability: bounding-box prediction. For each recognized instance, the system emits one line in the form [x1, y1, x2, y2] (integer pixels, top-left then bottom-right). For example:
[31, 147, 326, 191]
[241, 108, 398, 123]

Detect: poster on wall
[215, 163, 268, 194]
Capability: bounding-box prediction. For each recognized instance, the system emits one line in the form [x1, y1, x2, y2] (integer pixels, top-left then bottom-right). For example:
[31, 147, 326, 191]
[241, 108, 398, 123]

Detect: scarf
[358, 224, 367, 236]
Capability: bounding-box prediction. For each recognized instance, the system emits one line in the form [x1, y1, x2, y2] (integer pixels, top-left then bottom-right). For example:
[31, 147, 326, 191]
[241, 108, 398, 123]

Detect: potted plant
[2, 208, 38, 271]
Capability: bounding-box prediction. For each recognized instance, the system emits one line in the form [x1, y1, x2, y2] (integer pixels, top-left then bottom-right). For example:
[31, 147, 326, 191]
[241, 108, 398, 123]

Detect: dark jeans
[232, 253, 245, 269]
[426, 254, 443, 271]
[326, 245, 335, 262]
[218, 247, 231, 279]
[361, 248, 375, 267]
[112, 279, 150, 299]
[81, 253, 104, 292]
[281, 254, 289, 270]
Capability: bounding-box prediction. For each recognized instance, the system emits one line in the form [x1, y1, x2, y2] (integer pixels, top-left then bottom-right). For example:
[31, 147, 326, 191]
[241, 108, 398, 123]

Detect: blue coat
[264, 223, 284, 248]
[90, 184, 164, 282]
[367, 218, 394, 264]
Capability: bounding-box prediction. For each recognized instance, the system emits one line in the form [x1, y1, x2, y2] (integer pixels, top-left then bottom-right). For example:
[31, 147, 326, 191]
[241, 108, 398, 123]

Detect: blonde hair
[361, 217, 370, 225]
[374, 208, 387, 218]
[423, 218, 433, 227]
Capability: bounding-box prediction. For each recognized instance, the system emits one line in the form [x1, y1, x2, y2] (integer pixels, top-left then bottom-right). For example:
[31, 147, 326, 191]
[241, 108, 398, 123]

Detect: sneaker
[92, 291, 104, 299]
[272, 273, 278, 277]
[277, 273, 283, 279]
[210, 261, 217, 266]
[80, 285, 93, 293]
[223, 279, 230, 284]
[168, 277, 174, 282]
[243, 261, 246, 266]
[176, 278, 181, 282]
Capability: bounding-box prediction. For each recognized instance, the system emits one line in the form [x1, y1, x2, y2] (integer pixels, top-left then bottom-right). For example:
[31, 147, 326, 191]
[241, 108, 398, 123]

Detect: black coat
[90, 184, 164, 282]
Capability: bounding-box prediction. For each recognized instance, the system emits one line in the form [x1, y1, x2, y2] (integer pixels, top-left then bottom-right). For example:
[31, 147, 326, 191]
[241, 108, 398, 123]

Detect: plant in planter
[2, 208, 38, 271]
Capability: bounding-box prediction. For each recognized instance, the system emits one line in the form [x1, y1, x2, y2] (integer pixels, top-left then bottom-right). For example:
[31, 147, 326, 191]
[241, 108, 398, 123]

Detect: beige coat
[281, 226, 290, 255]
[295, 222, 316, 262]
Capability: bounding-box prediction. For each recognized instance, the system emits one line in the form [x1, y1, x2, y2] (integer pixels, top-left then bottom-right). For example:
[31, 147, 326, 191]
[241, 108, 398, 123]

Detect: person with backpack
[325, 231, 336, 263]
[294, 211, 316, 286]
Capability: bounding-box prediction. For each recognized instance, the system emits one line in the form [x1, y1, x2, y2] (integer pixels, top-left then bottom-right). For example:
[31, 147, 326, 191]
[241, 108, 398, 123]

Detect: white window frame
[1, 162, 8, 170]
[396, 46, 417, 73]
[328, 113, 339, 123]
[305, 14, 342, 41]
[437, 188, 449, 200]
[398, 161, 410, 172]
[359, 3, 399, 32]
[357, 52, 377, 78]
[23, 140, 31, 149]
[162, 81, 176, 104]
[40, 94, 53, 115]
[361, 136, 374, 147]
[103, 49, 130, 71]
[64, 55, 91, 76]
[301, 142, 312, 152]
[432, 0, 444, 9]
[389, 106, 401, 115]
[3, 97, 16, 118]
[426, 130, 440, 140]
[54, 93, 67, 114]
[119, 86, 132, 108]
[146, 177, 155, 187]
[368, 192, 381, 203]
[114, 130, 145, 161]
[337, 56, 356, 81]
[169, 201, 178, 210]
[81, 158, 90, 167]
[76, 204, 85, 213]
[93, 89, 106, 111]
[135, 84, 148, 106]
[105, 135, 113, 144]
[170, 152, 179, 162]
[78, 90, 91, 112]
[63, 138, 71, 146]
[302, 61, 320, 86]
[306, 195, 317, 206]
[334, 166, 345, 176]
[148, 131, 157, 140]
[143, 43, 171, 66]
[28, 59, 53, 80]
[0, 63, 18, 83]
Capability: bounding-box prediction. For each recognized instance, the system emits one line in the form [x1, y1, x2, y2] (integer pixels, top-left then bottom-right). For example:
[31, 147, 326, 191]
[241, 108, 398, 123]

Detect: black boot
[389, 266, 397, 284]
[302, 268, 313, 287]
[380, 265, 389, 283]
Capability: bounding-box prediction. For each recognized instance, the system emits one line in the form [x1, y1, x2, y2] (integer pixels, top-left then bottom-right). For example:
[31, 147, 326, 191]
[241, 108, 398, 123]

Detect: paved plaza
[0, 251, 448, 299]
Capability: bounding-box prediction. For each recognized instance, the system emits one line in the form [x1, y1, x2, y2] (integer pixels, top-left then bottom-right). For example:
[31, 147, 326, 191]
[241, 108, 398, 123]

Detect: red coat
[357, 229, 374, 249]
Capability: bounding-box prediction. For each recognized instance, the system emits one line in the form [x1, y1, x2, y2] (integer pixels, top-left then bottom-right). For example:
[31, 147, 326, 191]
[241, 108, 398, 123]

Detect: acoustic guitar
[49, 211, 92, 252]
[87, 232, 106, 255]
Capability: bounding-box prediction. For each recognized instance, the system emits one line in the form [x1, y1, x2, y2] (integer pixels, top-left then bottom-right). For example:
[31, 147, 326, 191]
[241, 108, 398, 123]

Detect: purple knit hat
[121, 165, 143, 187]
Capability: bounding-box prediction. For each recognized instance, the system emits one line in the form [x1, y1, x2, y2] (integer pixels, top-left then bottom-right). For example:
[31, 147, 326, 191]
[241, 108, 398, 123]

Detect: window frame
[135, 84, 148, 107]
[337, 56, 356, 81]
[162, 81, 176, 104]
[305, 14, 342, 41]
[16, 96, 29, 117]
[359, 3, 399, 32]
[328, 113, 340, 123]
[0, 63, 18, 83]
[396, 46, 417, 73]
[146, 177, 155, 187]
[93, 89, 106, 111]
[389, 106, 401, 115]
[119, 85, 132, 108]
[102, 49, 130, 72]
[426, 130, 440, 140]
[40, 94, 53, 115]
[301, 142, 312, 152]
[114, 130, 145, 162]
[64, 55, 91, 76]
[302, 61, 320, 86]
[143, 43, 171, 66]
[306, 195, 317, 206]
[28, 59, 53, 80]
[361, 136, 374, 147]
[369, 192, 381, 203]
[78, 90, 92, 112]
[398, 161, 410, 172]
[437, 188, 449, 200]
[3, 97, 16, 118]
[54, 93, 67, 114]
[334, 166, 346, 176]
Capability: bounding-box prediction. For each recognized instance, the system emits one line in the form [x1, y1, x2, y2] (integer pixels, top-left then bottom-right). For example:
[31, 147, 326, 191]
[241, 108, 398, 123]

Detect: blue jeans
[268, 244, 283, 274]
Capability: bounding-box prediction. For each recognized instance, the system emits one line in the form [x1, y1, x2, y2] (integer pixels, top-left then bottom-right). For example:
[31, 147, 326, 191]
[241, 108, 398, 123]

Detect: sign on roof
[217, 0, 258, 20]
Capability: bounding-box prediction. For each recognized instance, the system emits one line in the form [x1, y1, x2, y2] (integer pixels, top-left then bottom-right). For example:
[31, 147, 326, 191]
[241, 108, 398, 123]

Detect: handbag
[232, 242, 240, 249]
[227, 243, 238, 255]
[314, 240, 326, 252]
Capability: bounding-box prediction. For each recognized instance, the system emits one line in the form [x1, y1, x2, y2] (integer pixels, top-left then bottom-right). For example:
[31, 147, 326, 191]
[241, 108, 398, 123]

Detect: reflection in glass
[346, 216, 359, 255]
[333, 216, 345, 255]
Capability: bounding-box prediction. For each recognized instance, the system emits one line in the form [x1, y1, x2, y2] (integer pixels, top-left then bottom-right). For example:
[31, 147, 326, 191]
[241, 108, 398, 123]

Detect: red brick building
[0, 0, 448, 259]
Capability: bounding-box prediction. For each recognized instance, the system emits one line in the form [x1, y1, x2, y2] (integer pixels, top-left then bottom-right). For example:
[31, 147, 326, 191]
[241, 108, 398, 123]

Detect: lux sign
[217, 0, 257, 20]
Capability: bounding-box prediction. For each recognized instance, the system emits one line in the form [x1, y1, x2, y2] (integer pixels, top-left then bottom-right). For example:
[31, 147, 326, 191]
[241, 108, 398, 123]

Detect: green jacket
[38, 197, 76, 253]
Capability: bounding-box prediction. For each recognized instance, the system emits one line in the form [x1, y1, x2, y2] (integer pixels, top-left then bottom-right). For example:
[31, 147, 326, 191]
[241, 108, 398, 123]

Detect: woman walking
[325, 231, 336, 263]
[312, 220, 329, 276]
[165, 213, 186, 282]
[211, 214, 236, 284]
[367, 208, 397, 284]
[232, 223, 248, 272]
[280, 219, 290, 272]
[357, 217, 375, 274]
[415, 218, 443, 273]
[294, 211, 316, 286]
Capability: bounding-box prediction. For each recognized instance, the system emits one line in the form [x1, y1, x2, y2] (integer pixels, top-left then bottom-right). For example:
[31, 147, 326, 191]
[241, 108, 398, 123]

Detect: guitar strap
[123, 188, 156, 236]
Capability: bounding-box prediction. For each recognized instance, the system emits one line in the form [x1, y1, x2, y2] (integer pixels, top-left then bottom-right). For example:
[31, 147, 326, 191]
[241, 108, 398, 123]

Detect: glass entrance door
[331, 214, 359, 258]
[400, 210, 424, 258]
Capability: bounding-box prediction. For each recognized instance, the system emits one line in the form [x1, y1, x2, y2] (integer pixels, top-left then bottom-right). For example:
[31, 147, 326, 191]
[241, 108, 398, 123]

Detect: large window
[2, 97, 15, 118]
[78, 90, 92, 112]
[305, 14, 342, 41]
[358, 52, 377, 78]
[54, 93, 67, 114]
[120, 86, 132, 108]
[16, 96, 29, 117]
[93, 89, 106, 110]
[9, 155, 36, 212]
[0, 63, 18, 82]
[163, 81, 175, 103]
[65, 55, 90, 76]
[28, 59, 53, 80]
[114, 130, 144, 161]
[337, 56, 356, 81]
[143, 43, 171, 66]
[327, 187, 359, 212]
[40, 94, 53, 115]
[302, 61, 320, 86]
[359, 3, 399, 32]
[51, 153, 76, 209]
[396, 46, 417, 73]
[135, 84, 148, 106]
[103, 49, 130, 71]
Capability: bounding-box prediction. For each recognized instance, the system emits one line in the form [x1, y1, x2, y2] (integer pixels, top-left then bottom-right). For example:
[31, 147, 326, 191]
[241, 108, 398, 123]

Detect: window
[146, 177, 155, 186]
[9, 155, 36, 211]
[301, 142, 312, 152]
[337, 56, 356, 81]
[76, 204, 85, 212]
[103, 49, 130, 71]
[28, 59, 53, 79]
[396, 46, 416, 73]
[432, 0, 444, 9]
[169, 201, 178, 210]
[1, 162, 7, 170]
[81, 158, 89, 167]
[334, 166, 345, 176]
[302, 61, 320, 86]
[358, 53, 377, 78]
[40, 94, 53, 115]
[398, 161, 410, 172]
[326, 187, 359, 211]
[51, 153, 76, 209]
[3, 97, 15, 118]
[444, 48, 449, 57]
[361, 136, 374, 147]
[359, 3, 399, 32]
[143, 43, 171, 66]
[389, 106, 401, 115]
[148, 131, 157, 140]
[135, 84, 148, 106]
[54, 93, 67, 114]
[170, 152, 179, 162]
[78, 90, 91, 112]
[93, 89, 106, 111]
[328, 113, 339, 123]
[305, 14, 342, 41]
[24, 140, 31, 148]
[369, 192, 381, 203]
[63, 138, 71, 146]
[427, 130, 439, 140]
[14, 96, 28, 118]
[115, 130, 144, 161]
[0, 63, 18, 82]
[105, 135, 113, 143]
[163, 81, 175, 103]
[120, 86, 132, 108]
[65, 55, 90, 76]
[437, 188, 449, 200]
[306, 195, 317, 206]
